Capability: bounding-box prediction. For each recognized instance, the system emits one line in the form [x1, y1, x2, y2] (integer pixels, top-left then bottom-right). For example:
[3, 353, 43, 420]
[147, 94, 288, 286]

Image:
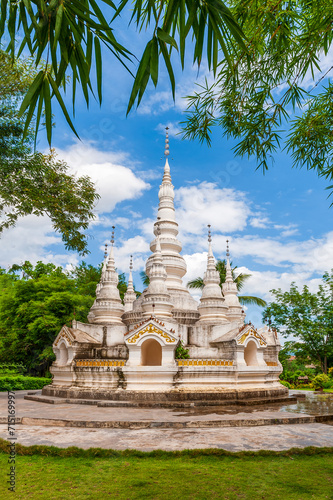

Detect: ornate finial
[111, 226, 115, 246]
[104, 243, 108, 259]
[129, 254, 133, 271]
[226, 239, 230, 258]
[164, 126, 170, 157]
[208, 224, 212, 243]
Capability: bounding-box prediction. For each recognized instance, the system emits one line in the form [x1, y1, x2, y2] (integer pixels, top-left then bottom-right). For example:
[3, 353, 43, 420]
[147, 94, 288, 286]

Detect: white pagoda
[45, 130, 285, 403]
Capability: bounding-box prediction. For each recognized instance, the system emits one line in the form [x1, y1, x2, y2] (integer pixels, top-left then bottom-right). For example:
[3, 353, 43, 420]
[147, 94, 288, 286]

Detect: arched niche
[58, 343, 68, 366]
[141, 339, 162, 366]
[244, 340, 258, 366]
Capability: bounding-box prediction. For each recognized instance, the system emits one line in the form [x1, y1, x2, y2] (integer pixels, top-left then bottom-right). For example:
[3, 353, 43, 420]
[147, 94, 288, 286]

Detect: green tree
[140, 271, 150, 288]
[0, 261, 99, 375]
[187, 259, 266, 307]
[182, 0, 333, 199]
[263, 271, 333, 374]
[0, 261, 139, 374]
[0, 50, 99, 254]
[0, 0, 246, 143]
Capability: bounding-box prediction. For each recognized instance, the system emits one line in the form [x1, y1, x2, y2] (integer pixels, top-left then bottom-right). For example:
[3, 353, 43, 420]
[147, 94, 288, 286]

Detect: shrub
[312, 374, 332, 390]
[0, 376, 51, 391]
[280, 380, 291, 389]
[175, 341, 190, 359]
[0, 363, 26, 375]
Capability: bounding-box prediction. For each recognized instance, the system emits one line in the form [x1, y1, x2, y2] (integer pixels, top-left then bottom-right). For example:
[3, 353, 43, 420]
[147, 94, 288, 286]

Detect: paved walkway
[1, 423, 333, 451]
[0, 390, 313, 425]
[1, 390, 333, 451]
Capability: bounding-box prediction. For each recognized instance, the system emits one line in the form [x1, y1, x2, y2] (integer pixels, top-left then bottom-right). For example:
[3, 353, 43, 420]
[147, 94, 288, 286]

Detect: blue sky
[1, 18, 332, 325]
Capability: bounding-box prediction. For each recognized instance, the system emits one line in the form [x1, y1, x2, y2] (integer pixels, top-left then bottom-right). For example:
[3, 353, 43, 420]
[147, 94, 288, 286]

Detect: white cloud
[175, 182, 251, 235]
[301, 46, 333, 90]
[0, 215, 78, 269]
[222, 233, 333, 275]
[112, 236, 150, 274]
[250, 216, 270, 229]
[236, 266, 323, 302]
[156, 122, 182, 137]
[183, 252, 207, 285]
[55, 142, 151, 213]
[274, 223, 299, 238]
[137, 62, 214, 116]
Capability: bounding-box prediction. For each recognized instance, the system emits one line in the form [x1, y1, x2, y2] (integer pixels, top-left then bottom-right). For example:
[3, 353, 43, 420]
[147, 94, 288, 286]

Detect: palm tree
[140, 271, 149, 288]
[187, 259, 267, 307]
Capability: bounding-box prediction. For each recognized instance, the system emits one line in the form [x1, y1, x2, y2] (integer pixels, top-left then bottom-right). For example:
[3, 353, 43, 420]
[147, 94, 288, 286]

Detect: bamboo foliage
[0, 0, 246, 144]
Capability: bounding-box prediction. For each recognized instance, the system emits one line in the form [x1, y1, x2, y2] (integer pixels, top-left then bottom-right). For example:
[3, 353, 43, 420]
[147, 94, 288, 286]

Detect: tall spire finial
[129, 254, 133, 272]
[208, 224, 212, 243]
[164, 127, 170, 157]
[226, 239, 230, 258]
[111, 226, 115, 246]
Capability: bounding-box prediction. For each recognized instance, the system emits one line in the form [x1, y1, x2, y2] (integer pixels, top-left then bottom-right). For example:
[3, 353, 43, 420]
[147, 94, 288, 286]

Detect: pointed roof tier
[222, 240, 245, 324]
[88, 227, 125, 324]
[198, 226, 228, 323]
[142, 223, 174, 318]
[124, 255, 137, 312]
[146, 128, 197, 311]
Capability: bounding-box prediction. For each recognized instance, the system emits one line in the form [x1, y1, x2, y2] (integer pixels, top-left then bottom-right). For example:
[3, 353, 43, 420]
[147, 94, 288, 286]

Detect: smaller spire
[208, 224, 212, 243]
[207, 225, 215, 269]
[128, 255, 134, 291]
[88, 225, 124, 324]
[164, 127, 170, 157]
[222, 239, 245, 324]
[104, 243, 108, 260]
[124, 254, 136, 312]
[225, 239, 233, 282]
[198, 224, 228, 323]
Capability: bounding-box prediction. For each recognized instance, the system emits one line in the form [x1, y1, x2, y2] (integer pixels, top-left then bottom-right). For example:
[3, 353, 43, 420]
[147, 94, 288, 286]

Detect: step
[25, 394, 298, 408]
[17, 414, 329, 429]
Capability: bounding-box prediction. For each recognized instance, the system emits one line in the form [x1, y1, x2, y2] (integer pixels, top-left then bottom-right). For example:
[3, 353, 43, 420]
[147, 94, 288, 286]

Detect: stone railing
[75, 359, 126, 367]
[177, 359, 233, 367]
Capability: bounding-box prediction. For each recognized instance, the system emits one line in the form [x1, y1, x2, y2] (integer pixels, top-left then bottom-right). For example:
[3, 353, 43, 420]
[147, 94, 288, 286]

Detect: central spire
[142, 220, 173, 318]
[146, 128, 197, 310]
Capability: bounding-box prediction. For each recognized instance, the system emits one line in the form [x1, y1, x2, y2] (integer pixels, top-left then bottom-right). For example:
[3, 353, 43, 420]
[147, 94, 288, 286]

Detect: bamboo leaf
[94, 37, 102, 104]
[127, 40, 152, 114]
[18, 71, 44, 117]
[54, 3, 64, 48]
[150, 36, 158, 87]
[0, 0, 8, 39]
[157, 28, 178, 51]
[158, 38, 175, 100]
[43, 76, 52, 146]
[47, 73, 79, 139]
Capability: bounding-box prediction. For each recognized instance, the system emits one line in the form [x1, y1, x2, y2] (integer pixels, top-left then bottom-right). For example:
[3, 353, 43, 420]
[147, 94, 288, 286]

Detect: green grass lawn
[1, 442, 333, 499]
